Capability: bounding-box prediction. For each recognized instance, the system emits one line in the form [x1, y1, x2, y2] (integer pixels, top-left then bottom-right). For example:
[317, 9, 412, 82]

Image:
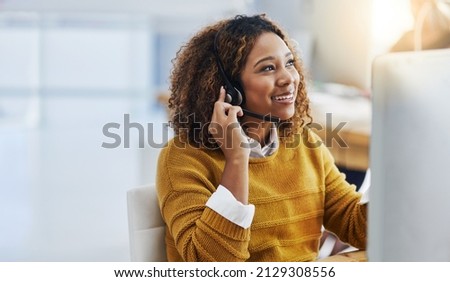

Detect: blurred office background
[0, 0, 413, 261]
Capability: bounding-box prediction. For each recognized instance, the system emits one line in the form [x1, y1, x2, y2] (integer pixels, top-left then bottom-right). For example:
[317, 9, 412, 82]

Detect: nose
[276, 67, 296, 86]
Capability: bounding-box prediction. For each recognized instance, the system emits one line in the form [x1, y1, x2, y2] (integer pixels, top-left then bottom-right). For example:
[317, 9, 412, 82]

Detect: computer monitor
[368, 49, 450, 261]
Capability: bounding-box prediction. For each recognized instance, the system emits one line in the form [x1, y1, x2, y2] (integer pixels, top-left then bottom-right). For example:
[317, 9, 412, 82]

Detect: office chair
[126, 184, 167, 261]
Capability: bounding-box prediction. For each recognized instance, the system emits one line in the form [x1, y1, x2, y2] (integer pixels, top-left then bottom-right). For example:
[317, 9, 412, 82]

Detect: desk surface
[309, 92, 371, 171]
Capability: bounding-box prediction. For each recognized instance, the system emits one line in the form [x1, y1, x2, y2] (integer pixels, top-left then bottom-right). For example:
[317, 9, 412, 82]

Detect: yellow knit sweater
[156, 130, 367, 262]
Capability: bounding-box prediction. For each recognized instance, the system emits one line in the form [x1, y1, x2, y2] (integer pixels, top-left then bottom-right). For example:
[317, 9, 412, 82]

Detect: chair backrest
[127, 184, 167, 261]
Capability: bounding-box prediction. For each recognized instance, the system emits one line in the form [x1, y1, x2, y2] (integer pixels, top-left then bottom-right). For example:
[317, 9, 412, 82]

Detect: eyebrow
[253, 52, 293, 68]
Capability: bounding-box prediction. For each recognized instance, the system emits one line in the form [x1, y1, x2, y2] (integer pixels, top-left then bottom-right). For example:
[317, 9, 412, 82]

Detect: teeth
[273, 93, 293, 101]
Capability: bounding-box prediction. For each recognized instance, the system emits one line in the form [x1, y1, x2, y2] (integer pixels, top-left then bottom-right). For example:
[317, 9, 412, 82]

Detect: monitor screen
[368, 49, 450, 261]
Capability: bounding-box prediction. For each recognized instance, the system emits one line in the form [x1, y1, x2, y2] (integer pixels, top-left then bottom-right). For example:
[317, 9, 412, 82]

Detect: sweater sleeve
[317, 136, 367, 250]
[156, 141, 251, 261]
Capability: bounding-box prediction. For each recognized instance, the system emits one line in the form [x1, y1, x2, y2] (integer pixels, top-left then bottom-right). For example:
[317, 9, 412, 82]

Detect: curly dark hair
[168, 14, 311, 148]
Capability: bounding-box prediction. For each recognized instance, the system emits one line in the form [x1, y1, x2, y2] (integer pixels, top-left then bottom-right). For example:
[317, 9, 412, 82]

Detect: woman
[156, 14, 366, 262]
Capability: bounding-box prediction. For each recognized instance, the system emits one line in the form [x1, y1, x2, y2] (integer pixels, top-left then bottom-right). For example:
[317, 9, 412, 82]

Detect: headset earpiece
[233, 87, 243, 105]
[225, 93, 232, 104]
[224, 86, 243, 105]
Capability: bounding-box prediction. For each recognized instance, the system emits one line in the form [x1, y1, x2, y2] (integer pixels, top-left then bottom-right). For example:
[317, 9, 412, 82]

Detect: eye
[261, 65, 275, 72]
[286, 58, 295, 67]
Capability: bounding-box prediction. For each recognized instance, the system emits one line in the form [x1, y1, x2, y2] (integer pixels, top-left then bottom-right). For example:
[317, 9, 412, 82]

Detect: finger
[217, 86, 226, 102]
[213, 99, 232, 116]
[226, 106, 243, 120]
[213, 90, 233, 118]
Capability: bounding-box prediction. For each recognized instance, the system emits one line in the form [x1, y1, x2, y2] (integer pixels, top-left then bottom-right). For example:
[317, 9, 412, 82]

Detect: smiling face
[239, 32, 300, 122]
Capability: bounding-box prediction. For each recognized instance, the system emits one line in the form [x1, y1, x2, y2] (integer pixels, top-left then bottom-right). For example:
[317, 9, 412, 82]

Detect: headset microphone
[241, 109, 280, 123]
[213, 31, 281, 123]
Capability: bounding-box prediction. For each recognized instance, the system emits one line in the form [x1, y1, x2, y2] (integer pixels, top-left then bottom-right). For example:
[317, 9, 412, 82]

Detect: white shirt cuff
[205, 185, 255, 229]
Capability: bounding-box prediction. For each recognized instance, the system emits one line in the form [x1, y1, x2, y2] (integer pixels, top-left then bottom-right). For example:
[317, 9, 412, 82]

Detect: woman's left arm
[321, 144, 367, 250]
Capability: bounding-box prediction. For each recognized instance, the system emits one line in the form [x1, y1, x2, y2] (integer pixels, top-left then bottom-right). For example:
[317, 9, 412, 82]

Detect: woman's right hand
[209, 87, 250, 204]
[209, 86, 250, 161]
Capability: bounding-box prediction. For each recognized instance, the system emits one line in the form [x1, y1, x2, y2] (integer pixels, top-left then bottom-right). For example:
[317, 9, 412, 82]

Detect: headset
[213, 31, 280, 123]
